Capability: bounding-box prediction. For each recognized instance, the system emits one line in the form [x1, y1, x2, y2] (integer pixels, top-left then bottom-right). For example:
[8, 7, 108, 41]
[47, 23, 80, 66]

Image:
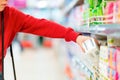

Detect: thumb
[76, 35, 91, 53]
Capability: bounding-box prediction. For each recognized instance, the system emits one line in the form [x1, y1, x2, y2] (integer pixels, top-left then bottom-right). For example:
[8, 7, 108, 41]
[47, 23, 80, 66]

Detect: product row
[67, 0, 120, 29]
[64, 42, 120, 80]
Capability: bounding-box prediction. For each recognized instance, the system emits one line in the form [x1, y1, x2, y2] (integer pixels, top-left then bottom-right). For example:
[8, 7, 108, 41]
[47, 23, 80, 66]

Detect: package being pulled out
[82, 38, 100, 58]
[82, 38, 100, 79]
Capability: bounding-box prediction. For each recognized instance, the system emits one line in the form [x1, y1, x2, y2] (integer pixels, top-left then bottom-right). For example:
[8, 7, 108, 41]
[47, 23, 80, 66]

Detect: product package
[108, 47, 120, 80]
[107, 33, 120, 47]
[98, 46, 120, 80]
[116, 48, 120, 80]
[108, 47, 116, 80]
[116, 0, 120, 23]
[82, 38, 100, 79]
[104, 1, 115, 24]
[83, 0, 104, 25]
[99, 46, 109, 80]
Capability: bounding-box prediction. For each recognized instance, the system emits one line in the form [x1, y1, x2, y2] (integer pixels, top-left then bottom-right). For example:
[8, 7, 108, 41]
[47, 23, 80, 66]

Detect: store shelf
[64, 0, 120, 79]
[64, 23, 120, 80]
[77, 24, 120, 36]
[65, 42, 100, 80]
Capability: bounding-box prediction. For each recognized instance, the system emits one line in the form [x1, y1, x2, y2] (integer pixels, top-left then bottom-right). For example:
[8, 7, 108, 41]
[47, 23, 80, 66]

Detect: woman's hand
[76, 35, 99, 52]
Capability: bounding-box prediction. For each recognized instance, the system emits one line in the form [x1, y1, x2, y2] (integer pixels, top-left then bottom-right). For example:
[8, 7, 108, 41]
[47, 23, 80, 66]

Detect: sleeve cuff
[65, 28, 81, 42]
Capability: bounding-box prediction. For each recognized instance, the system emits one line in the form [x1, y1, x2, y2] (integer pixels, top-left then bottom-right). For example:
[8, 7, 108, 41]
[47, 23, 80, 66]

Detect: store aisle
[4, 47, 66, 80]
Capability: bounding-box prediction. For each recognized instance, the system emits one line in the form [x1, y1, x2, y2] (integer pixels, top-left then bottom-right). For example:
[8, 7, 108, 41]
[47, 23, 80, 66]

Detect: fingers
[79, 43, 85, 53]
[76, 35, 91, 53]
[93, 38, 100, 48]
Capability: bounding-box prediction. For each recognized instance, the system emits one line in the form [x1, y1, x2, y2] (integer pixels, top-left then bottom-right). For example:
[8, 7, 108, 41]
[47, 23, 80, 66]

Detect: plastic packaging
[82, 38, 99, 58]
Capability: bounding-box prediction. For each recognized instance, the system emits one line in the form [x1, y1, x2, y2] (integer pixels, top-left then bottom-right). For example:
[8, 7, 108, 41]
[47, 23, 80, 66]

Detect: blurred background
[5, 0, 82, 80]
[4, 0, 120, 80]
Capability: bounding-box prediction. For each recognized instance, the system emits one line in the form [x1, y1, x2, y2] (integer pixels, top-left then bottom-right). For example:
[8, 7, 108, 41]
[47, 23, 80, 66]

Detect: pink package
[116, 48, 120, 80]
[105, 2, 115, 24]
[108, 47, 116, 80]
[14, 0, 26, 9]
[108, 47, 120, 80]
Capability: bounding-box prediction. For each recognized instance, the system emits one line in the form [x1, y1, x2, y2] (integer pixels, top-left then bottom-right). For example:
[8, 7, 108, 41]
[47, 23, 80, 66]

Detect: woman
[0, 0, 95, 79]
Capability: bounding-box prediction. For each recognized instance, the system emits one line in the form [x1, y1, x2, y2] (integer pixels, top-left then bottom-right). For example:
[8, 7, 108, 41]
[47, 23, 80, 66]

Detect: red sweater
[0, 6, 79, 71]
